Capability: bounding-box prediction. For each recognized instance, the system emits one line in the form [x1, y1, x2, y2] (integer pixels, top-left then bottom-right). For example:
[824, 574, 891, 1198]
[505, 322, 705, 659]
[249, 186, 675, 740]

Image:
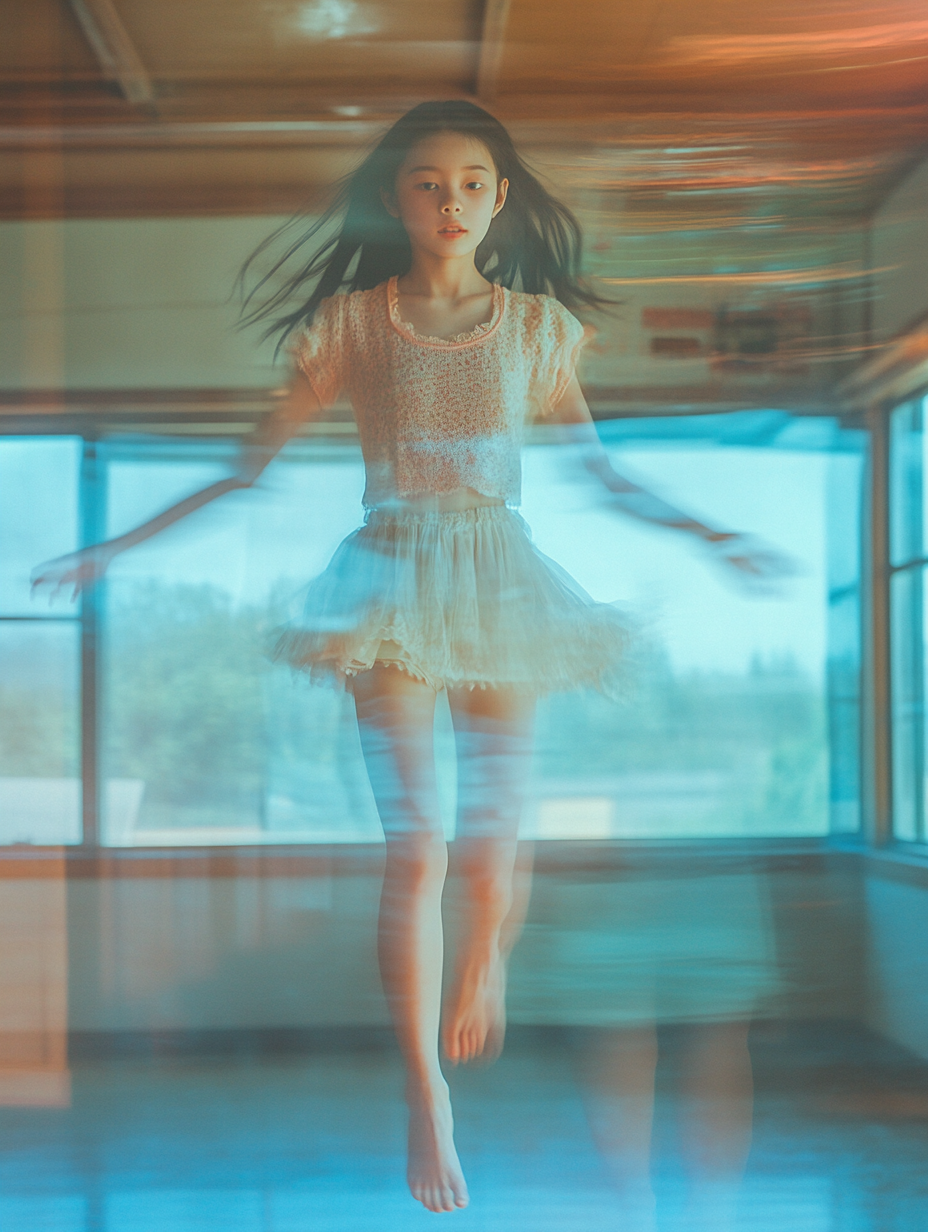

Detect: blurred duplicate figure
[33, 102, 783, 1213]
[516, 868, 777, 1231]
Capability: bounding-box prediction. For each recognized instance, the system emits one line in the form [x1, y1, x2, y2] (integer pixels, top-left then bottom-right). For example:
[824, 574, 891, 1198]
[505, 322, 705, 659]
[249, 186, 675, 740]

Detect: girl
[34, 101, 778, 1214]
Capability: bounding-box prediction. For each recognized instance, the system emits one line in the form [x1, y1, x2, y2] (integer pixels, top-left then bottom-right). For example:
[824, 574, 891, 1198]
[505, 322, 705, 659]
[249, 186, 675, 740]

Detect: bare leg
[677, 1020, 753, 1230]
[442, 686, 535, 1064]
[500, 838, 535, 959]
[353, 665, 467, 1213]
[577, 1026, 659, 1232]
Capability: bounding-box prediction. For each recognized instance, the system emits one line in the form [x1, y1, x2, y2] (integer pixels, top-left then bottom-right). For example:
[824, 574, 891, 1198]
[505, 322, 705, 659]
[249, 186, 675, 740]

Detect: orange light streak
[665, 20, 928, 67]
[601, 266, 892, 287]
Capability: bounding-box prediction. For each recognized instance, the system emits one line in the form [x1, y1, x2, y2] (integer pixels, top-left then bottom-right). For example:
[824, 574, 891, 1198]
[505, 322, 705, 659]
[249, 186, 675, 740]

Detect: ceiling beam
[67, 0, 155, 108]
[0, 118, 383, 149]
[476, 0, 512, 102]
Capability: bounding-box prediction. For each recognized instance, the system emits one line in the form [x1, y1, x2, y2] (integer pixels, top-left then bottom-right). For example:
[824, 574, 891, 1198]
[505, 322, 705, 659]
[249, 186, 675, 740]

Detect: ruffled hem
[271, 628, 450, 692]
[271, 627, 626, 695]
[270, 505, 629, 696]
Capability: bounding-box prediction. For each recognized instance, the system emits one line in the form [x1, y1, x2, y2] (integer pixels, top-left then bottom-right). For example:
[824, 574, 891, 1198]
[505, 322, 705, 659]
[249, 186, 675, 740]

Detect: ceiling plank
[67, 0, 154, 107]
[476, 0, 512, 102]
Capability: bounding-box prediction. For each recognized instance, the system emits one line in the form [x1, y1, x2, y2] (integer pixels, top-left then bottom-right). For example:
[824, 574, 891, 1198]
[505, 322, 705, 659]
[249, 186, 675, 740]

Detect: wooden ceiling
[2, 0, 927, 220]
[3, 0, 927, 413]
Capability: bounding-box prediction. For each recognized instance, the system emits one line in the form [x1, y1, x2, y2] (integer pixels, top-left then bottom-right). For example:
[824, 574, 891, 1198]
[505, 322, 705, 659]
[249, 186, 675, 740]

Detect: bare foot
[407, 1081, 469, 1212]
[442, 947, 506, 1065]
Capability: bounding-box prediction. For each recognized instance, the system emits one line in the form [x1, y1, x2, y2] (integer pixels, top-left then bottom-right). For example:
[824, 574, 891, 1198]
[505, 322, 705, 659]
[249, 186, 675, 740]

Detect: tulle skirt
[271, 504, 628, 694]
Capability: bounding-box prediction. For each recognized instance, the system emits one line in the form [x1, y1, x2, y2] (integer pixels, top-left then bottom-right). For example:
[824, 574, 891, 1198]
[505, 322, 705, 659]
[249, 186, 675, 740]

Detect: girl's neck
[397, 251, 491, 302]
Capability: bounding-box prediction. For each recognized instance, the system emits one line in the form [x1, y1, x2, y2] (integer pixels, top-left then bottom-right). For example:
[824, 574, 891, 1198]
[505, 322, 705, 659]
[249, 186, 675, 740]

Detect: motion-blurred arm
[32, 374, 321, 600]
[548, 375, 793, 584]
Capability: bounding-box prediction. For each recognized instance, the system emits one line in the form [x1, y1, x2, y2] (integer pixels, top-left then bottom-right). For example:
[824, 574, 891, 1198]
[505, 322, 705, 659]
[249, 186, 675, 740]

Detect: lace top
[292, 276, 588, 509]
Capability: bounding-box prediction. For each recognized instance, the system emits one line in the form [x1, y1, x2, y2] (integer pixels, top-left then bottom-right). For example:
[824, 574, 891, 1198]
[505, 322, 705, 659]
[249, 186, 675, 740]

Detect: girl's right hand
[31, 545, 116, 603]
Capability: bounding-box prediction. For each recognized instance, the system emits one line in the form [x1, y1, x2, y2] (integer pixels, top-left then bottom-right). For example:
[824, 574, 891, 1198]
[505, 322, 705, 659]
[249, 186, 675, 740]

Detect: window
[528, 412, 864, 840]
[98, 438, 376, 845]
[0, 416, 865, 846]
[0, 438, 82, 844]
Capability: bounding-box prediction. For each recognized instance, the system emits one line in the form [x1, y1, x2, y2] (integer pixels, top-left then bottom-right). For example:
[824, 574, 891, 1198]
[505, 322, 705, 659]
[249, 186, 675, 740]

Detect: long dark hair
[239, 100, 608, 349]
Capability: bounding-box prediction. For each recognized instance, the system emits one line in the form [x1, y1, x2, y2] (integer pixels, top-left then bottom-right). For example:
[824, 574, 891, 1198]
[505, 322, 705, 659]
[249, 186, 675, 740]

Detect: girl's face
[385, 132, 508, 263]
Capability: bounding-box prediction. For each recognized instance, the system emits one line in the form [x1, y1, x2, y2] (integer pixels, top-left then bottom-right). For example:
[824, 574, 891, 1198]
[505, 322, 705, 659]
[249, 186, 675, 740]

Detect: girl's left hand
[704, 533, 801, 595]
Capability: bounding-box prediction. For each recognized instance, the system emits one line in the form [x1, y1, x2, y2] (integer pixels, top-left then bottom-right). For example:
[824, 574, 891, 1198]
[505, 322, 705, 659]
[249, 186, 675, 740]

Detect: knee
[374, 780, 443, 841]
[384, 832, 448, 888]
[455, 858, 515, 914]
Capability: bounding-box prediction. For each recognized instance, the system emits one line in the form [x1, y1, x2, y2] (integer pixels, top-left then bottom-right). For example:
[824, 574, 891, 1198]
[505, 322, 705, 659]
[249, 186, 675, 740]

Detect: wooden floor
[0, 1021, 925, 1230]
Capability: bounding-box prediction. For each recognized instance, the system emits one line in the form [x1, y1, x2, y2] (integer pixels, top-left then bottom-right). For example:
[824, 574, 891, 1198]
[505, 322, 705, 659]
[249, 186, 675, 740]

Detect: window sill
[0, 836, 870, 879]
[859, 843, 928, 889]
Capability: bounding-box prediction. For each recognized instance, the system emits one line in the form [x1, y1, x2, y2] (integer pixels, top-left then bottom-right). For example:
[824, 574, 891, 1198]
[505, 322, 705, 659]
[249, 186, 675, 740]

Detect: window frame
[0, 413, 869, 854]
[886, 390, 928, 847]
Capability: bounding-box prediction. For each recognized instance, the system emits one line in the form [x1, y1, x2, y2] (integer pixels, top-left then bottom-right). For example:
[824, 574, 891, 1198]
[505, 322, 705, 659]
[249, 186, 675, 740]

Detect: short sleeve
[290, 294, 349, 407]
[531, 299, 591, 418]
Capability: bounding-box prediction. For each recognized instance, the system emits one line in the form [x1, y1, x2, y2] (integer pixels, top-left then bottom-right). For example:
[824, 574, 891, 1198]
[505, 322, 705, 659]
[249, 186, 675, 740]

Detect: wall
[870, 158, 928, 342]
[0, 216, 288, 390]
[61, 857, 865, 1033]
[0, 865, 69, 1105]
[0, 210, 868, 398]
[864, 862, 928, 1059]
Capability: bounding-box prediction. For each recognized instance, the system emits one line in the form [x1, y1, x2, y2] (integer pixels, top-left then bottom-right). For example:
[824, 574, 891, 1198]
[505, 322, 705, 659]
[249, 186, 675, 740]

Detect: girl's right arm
[31, 374, 322, 601]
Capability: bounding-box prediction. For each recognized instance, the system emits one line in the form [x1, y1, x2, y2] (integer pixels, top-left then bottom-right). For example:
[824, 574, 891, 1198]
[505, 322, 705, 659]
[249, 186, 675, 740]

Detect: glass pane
[889, 395, 928, 567]
[526, 435, 851, 838]
[828, 591, 862, 834]
[105, 444, 232, 541]
[826, 451, 864, 834]
[0, 622, 81, 845]
[100, 442, 377, 845]
[890, 568, 924, 842]
[99, 418, 862, 845]
[102, 441, 276, 845]
[0, 438, 81, 616]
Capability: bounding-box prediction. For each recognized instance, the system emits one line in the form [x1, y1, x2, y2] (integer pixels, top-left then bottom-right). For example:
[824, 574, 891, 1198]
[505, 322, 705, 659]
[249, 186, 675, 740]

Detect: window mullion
[868, 404, 893, 846]
[79, 438, 105, 849]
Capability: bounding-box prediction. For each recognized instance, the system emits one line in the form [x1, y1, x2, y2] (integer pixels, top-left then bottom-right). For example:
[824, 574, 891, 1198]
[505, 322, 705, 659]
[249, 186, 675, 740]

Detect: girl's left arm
[548, 375, 794, 584]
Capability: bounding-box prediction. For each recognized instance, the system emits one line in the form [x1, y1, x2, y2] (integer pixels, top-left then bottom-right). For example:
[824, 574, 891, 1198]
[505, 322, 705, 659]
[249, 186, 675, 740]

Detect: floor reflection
[0, 1021, 924, 1230]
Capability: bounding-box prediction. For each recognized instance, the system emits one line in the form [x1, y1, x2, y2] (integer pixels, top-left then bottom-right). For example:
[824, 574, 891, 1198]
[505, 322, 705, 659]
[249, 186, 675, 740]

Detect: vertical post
[866, 405, 892, 846]
[80, 438, 104, 848]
